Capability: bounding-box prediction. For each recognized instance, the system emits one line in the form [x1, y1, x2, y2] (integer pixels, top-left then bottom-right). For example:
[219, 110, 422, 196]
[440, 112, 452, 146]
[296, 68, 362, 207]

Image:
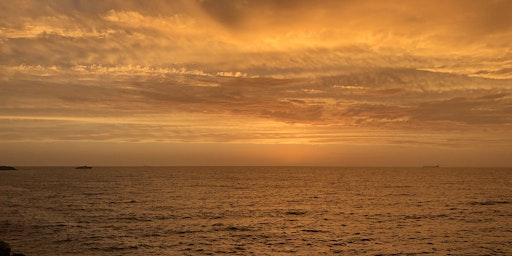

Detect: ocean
[0, 167, 510, 255]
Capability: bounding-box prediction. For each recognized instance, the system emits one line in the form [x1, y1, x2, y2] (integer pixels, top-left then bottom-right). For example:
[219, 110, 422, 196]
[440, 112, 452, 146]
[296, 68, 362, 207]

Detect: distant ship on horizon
[75, 166, 93, 169]
[423, 165, 440, 168]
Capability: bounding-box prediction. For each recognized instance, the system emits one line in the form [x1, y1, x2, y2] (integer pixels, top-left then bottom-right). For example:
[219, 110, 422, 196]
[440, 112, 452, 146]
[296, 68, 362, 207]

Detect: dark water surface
[1, 167, 511, 255]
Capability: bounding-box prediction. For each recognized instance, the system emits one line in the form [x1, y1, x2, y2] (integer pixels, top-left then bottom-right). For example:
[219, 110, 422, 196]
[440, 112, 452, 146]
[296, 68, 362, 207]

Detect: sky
[1, 0, 511, 166]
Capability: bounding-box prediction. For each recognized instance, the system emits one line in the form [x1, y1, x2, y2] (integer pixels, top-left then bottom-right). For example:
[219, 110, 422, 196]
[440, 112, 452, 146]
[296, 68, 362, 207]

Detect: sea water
[0, 167, 510, 255]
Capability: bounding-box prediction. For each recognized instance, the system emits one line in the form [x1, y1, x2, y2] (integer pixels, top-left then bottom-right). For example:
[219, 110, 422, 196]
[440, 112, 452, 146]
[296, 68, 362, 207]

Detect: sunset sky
[1, 0, 511, 166]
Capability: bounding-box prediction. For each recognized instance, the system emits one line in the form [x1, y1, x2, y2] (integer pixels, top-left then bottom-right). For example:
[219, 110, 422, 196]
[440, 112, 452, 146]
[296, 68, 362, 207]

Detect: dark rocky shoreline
[0, 240, 25, 256]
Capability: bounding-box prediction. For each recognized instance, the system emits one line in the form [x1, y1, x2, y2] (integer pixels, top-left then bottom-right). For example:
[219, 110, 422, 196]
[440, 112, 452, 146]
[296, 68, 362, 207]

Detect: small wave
[222, 225, 252, 232]
[403, 213, 449, 220]
[108, 200, 137, 204]
[171, 230, 200, 234]
[285, 210, 307, 215]
[469, 200, 510, 206]
[301, 229, 324, 233]
[92, 243, 152, 252]
[0, 185, 30, 193]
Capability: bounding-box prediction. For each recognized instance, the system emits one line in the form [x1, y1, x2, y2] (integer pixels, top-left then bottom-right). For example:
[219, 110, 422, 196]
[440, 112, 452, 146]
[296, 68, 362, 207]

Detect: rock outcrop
[0, 240, 25, 256]
[0, 240, 11, 256]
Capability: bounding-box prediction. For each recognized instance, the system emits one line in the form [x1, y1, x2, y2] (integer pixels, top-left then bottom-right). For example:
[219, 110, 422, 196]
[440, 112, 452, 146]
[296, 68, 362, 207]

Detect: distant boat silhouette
[0, 166, 16, 170]
[75, 166, 93, 169]
[423, 165, 440, 168]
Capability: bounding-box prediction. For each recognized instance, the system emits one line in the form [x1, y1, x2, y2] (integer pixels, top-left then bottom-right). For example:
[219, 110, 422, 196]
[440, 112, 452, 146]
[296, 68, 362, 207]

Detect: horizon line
[4, 165, 512, 168]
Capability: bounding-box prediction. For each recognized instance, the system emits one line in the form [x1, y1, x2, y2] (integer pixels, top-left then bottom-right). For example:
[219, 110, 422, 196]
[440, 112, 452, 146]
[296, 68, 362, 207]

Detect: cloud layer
[1, 1, 511, 165]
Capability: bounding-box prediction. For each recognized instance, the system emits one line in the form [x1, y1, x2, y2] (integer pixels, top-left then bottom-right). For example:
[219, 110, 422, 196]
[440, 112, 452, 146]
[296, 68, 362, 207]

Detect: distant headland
[0, 166, 16, 170]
